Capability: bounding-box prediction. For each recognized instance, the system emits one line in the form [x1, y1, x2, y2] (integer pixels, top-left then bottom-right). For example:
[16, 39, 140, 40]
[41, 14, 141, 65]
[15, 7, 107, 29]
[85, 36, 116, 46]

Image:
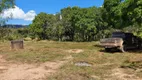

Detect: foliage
[0, 0, 15, 13]
[29, 6, 108, 41]
[0, 27, 29, 41]
[103, 0, 142, 28]
[1, 0, 142, 41]
[0, 0, 15, 26]
[29, 12, 56, 39]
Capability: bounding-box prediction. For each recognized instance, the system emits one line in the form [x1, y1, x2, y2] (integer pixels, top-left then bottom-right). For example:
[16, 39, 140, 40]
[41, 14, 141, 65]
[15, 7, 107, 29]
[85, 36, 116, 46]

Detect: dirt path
[0, 55, 73, 80]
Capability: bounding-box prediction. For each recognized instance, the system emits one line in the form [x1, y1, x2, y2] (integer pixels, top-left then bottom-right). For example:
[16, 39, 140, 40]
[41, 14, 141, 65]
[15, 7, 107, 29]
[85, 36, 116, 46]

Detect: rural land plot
[0, 41, 142, 80]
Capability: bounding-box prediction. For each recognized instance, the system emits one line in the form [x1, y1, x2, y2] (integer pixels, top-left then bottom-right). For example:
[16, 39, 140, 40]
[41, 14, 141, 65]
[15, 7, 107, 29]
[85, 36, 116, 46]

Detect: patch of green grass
[0, 41, 73, 63]
[47, 50, 130, 79]
[0, 40, 98, 63]
[47, 46, 142, 79]
[5, 51, 66, 63]
[48, 63, 95, 80]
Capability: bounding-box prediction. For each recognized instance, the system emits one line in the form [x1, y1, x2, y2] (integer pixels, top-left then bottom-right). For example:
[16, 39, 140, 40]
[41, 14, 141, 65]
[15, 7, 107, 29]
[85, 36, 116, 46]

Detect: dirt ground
[66, 49, 84, 54]
[108, 68, 141, 80]
[0, 49, 142, 80]
[0, 55, 72, 80]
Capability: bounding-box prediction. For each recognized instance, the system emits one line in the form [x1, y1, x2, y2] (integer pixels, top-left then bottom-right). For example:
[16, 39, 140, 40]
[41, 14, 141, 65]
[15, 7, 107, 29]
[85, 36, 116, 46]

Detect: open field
[0, 41, 142, 80]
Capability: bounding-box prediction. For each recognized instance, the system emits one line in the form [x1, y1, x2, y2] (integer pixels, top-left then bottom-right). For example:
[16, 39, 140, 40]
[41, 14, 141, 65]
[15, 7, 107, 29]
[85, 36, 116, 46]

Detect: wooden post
[11, 40, 24, 49]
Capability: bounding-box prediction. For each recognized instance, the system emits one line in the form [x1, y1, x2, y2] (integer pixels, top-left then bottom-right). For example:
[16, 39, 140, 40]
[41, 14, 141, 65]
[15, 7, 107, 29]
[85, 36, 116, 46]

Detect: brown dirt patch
[66, 49, 84, 54]
[0, 55, 72, 80]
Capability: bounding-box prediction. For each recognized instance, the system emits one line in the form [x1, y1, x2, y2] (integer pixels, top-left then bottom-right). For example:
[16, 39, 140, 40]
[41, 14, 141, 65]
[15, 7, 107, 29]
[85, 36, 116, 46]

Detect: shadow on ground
[99, 48, 142, 53]
[94, 43, 142, 53]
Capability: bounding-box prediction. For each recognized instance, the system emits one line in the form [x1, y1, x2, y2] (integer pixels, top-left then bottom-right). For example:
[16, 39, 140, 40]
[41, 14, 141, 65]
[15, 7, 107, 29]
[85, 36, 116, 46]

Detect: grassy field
[0, 41, 142, 80]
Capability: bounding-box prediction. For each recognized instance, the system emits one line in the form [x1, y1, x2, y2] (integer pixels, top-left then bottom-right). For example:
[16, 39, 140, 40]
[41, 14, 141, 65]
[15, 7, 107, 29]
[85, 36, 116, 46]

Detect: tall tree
[29, 12, 56, 39]
[61, 6, 106, 41]
[103, 0, 122, 28]
[61, 7, 76, 41]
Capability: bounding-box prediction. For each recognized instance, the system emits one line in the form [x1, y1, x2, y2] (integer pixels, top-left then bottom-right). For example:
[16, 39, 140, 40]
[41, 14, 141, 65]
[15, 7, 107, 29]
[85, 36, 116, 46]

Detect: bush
[24, 37, 32, 41]
[0, 28, 30, 41]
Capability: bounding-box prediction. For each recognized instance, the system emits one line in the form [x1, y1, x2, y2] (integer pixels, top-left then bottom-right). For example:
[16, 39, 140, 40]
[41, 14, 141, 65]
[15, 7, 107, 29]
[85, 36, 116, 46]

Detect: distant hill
[2, 24, 29, 28]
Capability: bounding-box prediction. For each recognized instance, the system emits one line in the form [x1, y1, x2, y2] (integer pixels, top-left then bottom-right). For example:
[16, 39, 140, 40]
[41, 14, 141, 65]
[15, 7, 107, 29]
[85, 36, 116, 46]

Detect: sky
[1, 0, 104, 25]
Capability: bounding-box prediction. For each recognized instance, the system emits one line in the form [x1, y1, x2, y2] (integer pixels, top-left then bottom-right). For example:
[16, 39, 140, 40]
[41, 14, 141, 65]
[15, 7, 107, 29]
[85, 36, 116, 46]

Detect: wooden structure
[11, 40, 24, 49]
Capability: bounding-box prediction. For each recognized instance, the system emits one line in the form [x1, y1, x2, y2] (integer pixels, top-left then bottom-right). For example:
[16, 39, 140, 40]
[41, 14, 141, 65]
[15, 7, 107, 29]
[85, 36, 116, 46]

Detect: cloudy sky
[1, 0, 104, 25]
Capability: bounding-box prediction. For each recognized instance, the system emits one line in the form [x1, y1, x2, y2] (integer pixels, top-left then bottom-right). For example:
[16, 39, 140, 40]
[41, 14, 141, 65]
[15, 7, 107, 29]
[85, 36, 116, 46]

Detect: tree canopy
[0, 0, 141, 41]
[29, 0, 142, 41]
[0, 0, 15, 13]
[103, 0, 142, 28]
[0, 0, 15, 25]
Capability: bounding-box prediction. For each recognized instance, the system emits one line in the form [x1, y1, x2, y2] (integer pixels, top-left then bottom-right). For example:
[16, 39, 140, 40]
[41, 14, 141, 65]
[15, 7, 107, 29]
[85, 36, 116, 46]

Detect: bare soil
[0, 55, 72, 80]
[66, 49, 84, 54]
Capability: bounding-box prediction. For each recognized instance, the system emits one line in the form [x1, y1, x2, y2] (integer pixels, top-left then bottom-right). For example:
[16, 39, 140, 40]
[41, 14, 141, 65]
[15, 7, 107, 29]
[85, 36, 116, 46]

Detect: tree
[61, 7, 76, 41]
[61, 6, 106, 41]
[0, 0, 15, 26]
[120, 0, 142, 26]
[29, 12, 56, 39]
[103, 0, 122, 28]
[29, 0, 141, 41]
[0, 0, 15, 13]
[103, 0, 142, 28]
[71, 7, 95, 41]
[51, 13, 64, 41]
